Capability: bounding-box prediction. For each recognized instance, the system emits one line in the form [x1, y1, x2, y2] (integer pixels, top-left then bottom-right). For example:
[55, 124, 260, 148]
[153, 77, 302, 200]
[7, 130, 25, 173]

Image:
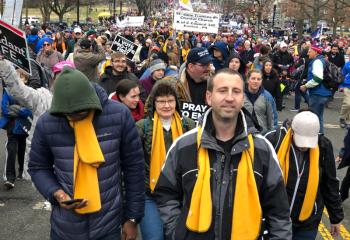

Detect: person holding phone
[28, 67, 145, 240]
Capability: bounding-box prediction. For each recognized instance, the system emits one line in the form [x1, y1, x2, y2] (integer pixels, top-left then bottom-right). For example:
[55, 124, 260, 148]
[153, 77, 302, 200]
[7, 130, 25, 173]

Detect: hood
[145, 81, 182, 118]
[225, 52, 245, 75]
[210, 41, 229, 60]
[27, 35, 40, 43]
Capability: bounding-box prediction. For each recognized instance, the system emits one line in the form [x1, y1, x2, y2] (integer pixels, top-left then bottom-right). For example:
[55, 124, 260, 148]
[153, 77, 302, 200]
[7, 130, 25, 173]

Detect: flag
[311, 27, 321, 39]
[179, 0, 193, 11]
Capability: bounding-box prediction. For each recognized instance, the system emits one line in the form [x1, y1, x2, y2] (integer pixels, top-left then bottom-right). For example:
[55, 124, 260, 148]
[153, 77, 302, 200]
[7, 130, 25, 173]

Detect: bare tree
[49, 0, 76, 22]
[133, 0, 151, 18]
[325, 0, 350, 36]
[39, 0, 52, 23]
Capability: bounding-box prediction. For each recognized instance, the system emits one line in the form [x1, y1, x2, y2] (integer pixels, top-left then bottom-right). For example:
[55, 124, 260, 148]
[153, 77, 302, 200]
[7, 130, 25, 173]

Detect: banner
[116, 16, 145, 28]
[2, 0, 23, 27]
[181, 102, 208, 122]
[0, 20, 31, 74]
[173, 11, 219, 34]
[111, 35, 139, 60]
[179, 0, 193, 11]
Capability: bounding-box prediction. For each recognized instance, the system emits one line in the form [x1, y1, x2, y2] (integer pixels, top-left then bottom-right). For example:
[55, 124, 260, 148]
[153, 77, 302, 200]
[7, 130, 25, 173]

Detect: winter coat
[154, 108, 292, 240]
[341, 61, 350, 89]
[28, 84, 145, 240]
[0, 60, 52, 179]
[265, 126, 344, 230]
[110, 93, 144, 122]
[327, 52, 345, 69]
[244, 87, 277, 134]
[0, 89, 32, 135]
[272, 50, 294, 72]
[74, 45, 105, 82]
[136, 86, 195, 195]
[36, 50, 63, 71]
[307, 55, 332, 97]
[209, 41, 229, 72]
[99, 66, 146, 102]
[263, 71, 283, 111]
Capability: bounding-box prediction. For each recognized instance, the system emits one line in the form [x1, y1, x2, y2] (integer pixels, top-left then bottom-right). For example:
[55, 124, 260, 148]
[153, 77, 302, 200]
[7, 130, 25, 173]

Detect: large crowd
[1, 14, 350, 240]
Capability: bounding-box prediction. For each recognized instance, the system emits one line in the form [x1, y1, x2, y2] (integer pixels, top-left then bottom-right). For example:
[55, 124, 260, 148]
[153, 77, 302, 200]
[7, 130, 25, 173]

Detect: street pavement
[0, 90, 350, 240]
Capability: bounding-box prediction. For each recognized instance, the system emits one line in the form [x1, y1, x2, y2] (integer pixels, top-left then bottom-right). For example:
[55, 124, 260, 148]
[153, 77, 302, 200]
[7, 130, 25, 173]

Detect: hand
[95, 36, 103, 45]
[300, 85, 307, 92]
[246, 62, 253, 67]
[122, 220, 137, 240]
[336, 156, 342, 163]
[53, 189, 88, 210]
[330, 223, 340, 237]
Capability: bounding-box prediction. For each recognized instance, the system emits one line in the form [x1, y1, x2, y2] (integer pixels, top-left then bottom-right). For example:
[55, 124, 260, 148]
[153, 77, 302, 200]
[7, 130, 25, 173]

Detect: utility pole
[77, 0, 80, 25]
[119, 0, 122, 15]
[113, 0, 116, 21]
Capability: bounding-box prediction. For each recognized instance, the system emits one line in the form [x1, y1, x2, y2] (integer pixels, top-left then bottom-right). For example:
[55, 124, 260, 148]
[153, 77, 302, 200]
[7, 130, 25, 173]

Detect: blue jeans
[309, 95, 329, 134]
[292, 227, 318, 240]
[294, 81, 309, 109]
[140, 196, 164, 240]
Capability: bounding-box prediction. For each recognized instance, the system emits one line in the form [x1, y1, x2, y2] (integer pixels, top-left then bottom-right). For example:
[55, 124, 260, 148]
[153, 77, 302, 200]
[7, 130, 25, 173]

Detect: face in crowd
[187, 62, 212, 82]
[247, 71, 263, 93]
[155, 94, 176, 120]
[206, 72, 244, 123]
[152, 69, 165, 81]
[112, 56, 127, 74]
[43, 41, 53, 52]
[263, 61, 273, 74]
[228, 57, 241, 72]
[120, 86, 141, 110]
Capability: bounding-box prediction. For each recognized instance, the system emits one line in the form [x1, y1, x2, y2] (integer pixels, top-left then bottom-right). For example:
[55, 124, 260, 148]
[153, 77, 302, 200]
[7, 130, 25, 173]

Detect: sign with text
[181, 102, 209, 122]
[116, 16, 145, 28]
[0, 20, 31, 74]
[111, 35, 139, 60]
[173, 11, 219, 34]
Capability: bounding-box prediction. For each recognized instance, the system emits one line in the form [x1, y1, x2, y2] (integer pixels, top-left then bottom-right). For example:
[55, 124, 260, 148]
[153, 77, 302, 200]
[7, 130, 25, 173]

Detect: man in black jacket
[265, 111, 344, 239]
[154, 69, 292, 240]
[327, 44, 345, 69]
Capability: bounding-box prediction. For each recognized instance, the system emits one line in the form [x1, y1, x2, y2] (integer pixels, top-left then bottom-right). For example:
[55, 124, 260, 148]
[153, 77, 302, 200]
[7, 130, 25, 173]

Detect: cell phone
[61, 199, 83, 205]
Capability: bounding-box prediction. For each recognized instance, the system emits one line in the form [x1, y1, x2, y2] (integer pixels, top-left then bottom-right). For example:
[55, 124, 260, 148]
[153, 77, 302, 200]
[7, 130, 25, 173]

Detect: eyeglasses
[155, 99, 176, 106]
[43, 43, 51, 46]
[194, 63, 211, 68]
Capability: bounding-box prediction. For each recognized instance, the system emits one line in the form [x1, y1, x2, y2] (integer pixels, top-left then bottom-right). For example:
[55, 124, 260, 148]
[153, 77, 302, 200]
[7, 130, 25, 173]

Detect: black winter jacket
[28, 84, 145, 240]
[265, 126, 344, 230]
[154, 108, 292, 240]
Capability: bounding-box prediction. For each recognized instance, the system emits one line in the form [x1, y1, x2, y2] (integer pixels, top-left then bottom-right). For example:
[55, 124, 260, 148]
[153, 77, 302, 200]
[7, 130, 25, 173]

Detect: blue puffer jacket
[0, 89, 32, 135]
[341, 61, 350, 89]
[28, 84, 145, 240]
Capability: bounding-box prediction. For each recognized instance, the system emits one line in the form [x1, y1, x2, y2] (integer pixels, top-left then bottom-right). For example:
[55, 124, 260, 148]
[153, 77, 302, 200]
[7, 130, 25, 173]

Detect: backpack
[30, 59, 53, 89]
[322, 60, 344, 90]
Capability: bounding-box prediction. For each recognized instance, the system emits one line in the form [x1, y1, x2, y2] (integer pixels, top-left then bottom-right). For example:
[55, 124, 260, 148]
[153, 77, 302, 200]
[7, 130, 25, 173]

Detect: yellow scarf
[182, 48, 191, 62]
[186, 127, 262, 239]
[69, 111, 105, 214]
[150, 111, 183, 192]
[277, 129, 319, 221]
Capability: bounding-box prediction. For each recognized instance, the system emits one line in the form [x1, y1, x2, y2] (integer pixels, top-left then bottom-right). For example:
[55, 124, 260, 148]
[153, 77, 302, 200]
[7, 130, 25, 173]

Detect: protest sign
[0, 20, 31, 74]
[111, 35, 139, 60]
[173, 10, 219, 34]
[116, 16, 145, 28]
[2, 0, 23, 27]
[181, 101, 209, 122]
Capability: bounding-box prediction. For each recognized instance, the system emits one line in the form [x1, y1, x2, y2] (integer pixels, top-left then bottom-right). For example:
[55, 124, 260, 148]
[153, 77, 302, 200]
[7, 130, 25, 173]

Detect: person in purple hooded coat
[140, 59, 166, 97]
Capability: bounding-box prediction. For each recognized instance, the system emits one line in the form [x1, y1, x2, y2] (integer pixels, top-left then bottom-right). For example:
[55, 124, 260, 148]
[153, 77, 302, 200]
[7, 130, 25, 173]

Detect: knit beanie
[149, 59, 166, 74]
[50, 67, 102, 114]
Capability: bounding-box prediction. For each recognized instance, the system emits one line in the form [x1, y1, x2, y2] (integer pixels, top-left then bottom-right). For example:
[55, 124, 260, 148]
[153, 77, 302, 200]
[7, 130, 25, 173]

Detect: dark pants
[294, 81, 309, 109]
[51, 229, 121, 240]
[340, 166, 350, 201]
[5, 132, 26, 182]
[292, 227, 318, 240]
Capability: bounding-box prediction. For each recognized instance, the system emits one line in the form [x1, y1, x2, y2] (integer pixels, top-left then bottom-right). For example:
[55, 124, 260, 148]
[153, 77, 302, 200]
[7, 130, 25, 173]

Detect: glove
[7, 104, 22, 114]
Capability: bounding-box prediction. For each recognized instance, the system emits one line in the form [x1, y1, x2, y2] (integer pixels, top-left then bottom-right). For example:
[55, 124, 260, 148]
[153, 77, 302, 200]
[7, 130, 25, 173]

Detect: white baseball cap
[280, 41, 288, 48]
[74, 27, 82, 33]
[291, 111, 320, 148]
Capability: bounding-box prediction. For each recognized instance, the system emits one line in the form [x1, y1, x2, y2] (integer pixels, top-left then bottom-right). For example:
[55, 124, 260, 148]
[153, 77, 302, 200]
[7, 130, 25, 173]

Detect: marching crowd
[1, 17, 350, 240]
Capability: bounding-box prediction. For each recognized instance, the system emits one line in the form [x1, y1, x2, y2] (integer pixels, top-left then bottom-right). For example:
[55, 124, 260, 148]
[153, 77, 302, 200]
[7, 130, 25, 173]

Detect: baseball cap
[291, 111, 320, 148]
[187, 47, 213, 64]
[79, 39, 92, 50]
[310, 45, 323, 54]
[280, 41, 288, 48]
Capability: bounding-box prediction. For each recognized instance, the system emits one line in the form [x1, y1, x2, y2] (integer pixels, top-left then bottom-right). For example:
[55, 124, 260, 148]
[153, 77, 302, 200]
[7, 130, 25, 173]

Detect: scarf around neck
[277, 128, 319, 221]
[68, 111, 105, 214]
[150, 111, 183, 192]
[186, 126, 262, 239]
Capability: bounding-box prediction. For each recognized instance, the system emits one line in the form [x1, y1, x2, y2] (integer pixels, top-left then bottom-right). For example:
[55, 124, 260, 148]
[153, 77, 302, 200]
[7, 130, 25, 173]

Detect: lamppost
[77, 0, 80, 25]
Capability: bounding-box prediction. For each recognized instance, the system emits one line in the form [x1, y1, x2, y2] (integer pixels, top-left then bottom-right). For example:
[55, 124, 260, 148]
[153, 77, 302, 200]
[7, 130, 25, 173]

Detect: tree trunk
[59, 12, 64, 22]
[296, 18, 304, 40]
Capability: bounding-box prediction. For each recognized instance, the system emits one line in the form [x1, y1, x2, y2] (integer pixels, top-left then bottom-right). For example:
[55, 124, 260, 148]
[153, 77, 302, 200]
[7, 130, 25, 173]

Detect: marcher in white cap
[265, 110, 344, 239]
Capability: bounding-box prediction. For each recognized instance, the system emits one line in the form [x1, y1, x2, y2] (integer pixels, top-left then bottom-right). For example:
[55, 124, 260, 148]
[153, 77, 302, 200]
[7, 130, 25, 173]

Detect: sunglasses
[43, 43, 51, 46]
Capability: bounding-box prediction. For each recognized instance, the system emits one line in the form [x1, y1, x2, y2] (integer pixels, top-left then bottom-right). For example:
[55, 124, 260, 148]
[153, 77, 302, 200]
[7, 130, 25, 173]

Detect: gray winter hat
[149, 59, 166, 74]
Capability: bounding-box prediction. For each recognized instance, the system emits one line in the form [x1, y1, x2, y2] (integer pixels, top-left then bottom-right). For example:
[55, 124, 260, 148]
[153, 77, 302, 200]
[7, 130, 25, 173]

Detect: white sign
[173, 11, 219, 34]
[117, 16, 145, 28]
[111, 35, 139, 60]
[2, 0, 23, 27]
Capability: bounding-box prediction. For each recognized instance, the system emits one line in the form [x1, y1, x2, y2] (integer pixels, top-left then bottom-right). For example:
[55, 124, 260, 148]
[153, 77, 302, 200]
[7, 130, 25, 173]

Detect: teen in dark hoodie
[209, 41, 229, 72]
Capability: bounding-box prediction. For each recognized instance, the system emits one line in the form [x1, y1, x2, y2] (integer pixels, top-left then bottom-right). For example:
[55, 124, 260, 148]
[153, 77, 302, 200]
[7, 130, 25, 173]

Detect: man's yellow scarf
[186, 126, 262, 239]
[277, 129, 319, 221]
[150, 111, 183, 192]
[68, 111, 105, 214]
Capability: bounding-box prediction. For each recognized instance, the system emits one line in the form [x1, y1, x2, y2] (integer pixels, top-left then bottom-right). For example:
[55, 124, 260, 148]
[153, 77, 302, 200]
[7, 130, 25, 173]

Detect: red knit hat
[310, 45, 323, 54]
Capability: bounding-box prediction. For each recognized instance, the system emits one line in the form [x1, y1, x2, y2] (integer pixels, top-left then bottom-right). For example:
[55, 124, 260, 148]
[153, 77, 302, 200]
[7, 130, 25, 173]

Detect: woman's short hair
[115, 79, 139, 97]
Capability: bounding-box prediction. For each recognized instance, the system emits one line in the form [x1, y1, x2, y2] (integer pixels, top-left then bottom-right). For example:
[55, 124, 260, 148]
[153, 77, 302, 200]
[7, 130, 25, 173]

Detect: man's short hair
[111, 52, 126, 61]
[207, 68, 244, 92]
